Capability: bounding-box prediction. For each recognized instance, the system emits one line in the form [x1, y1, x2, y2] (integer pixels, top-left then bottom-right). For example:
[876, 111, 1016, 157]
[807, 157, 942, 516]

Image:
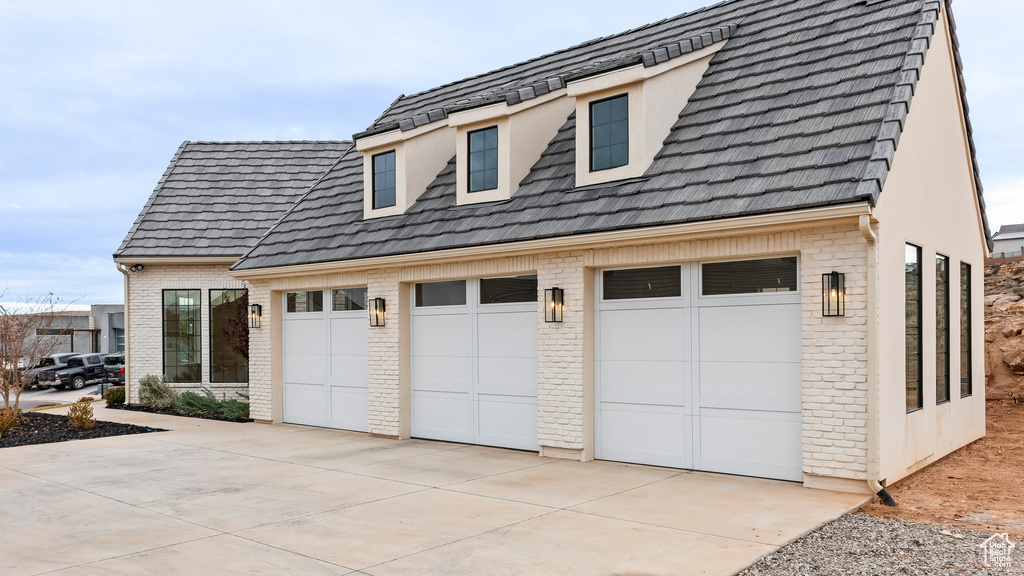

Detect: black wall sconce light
[822, 271, 845, 317]
[370, 298, 386, 327]
[544, 288, 564, 323]
[249, 304, 262, 329]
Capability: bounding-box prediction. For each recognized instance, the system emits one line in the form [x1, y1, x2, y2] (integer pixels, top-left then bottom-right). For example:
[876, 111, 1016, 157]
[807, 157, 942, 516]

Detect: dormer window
[590, 94, 629, 172]
[373, 151, 397, 209]
[468, 127, 499, 192]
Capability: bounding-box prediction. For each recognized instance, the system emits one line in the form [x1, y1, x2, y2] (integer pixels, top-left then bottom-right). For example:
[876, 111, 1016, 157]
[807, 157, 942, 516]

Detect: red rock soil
[862, 263, 1024, 538]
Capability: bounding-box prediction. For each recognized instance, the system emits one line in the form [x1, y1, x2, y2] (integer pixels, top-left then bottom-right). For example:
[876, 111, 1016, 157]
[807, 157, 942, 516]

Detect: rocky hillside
[985, 262, 1024, 401]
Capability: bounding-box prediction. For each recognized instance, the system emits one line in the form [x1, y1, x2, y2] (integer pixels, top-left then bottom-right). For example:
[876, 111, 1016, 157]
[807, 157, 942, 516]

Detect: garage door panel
[478, 312, 537, 358]
[330, 386, 368, 432]
[412, 391, 473, 443]
[597, 403, 688, 468]
[477, 356, 537, 397]
[412, 356, 472, 393]
[330, 355, 368, 388]
[600, 308, 688, 362]
[283, 383, 326, 427]
[699, 361, 801, 412]
[599, 360, 689, 406]
[412, 314, 470, 357]
[330, 317, 368, 356]
[698, 305, 800, 363]
[478, 394, 538, 450]
[698, 408, 802, 482]
[284, 354, 327, 386]
[284, 318, 328, 354]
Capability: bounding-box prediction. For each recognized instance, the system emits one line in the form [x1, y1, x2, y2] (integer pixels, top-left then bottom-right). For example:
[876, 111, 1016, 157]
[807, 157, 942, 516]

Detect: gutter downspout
[860, 215, 896, 506]
[116, 263, 131, 404]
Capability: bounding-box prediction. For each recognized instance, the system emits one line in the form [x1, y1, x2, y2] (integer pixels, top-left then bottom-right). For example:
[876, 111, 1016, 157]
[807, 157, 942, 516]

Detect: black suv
[22, 353, 78, 390]
[104, 353, 126, 385]
[38, 353, 107, 390]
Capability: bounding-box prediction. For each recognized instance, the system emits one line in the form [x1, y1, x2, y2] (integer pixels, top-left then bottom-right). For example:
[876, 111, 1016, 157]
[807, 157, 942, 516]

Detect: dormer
[568, 37, 728, 187]
[356, 122, 455, 219]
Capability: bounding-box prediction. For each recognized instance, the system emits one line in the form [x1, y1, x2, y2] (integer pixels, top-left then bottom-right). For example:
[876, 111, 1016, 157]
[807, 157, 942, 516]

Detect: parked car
[21, 353, 78, 390]
[37, 353, 107, 390]
[103, 353, 126, 385]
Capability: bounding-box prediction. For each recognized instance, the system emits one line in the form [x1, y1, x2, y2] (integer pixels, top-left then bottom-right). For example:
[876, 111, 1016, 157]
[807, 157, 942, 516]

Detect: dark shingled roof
[227, 0, 989, 271]
[994, 224, 1024, 237]
[116, 141, 352, 258]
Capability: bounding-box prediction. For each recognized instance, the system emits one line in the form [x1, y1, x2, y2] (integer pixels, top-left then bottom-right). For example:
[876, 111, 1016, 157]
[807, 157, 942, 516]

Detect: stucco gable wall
[873, 9, 987, 484]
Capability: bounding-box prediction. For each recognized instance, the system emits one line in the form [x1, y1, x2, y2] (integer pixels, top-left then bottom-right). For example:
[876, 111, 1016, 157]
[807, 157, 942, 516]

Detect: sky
[0, 0, 1021, 310]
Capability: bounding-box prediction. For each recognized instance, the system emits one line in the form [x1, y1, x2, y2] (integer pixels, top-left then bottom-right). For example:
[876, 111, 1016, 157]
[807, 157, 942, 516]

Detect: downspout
[860, 215, 896, 506]
[116, 263, 131, 404]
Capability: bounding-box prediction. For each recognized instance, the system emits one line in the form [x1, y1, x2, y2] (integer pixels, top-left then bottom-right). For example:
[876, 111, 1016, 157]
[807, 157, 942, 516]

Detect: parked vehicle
[103, 353, 126, 385]
[21, 353, 78, 390]
[38, 353, 107, 390]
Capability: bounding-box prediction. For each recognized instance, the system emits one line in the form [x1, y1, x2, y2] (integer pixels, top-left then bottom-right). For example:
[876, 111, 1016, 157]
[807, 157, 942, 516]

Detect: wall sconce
[544, 288, 564, 323]
[370, 298, 386, 327]
[822, 271, 845, 317]
[249, 304, 262, 329]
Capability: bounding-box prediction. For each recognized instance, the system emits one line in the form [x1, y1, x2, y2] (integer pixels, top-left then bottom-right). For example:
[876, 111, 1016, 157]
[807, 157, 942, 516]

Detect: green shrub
[138, 375, 176, 410]
[67, 399, 96, 431]
[219, 398, 250, 420]
[104, 386, 126, 407]
[172, 387, 250, 421]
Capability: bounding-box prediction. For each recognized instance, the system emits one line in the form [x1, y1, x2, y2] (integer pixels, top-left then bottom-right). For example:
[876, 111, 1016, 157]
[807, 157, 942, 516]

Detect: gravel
[737, 513, 1024, 575]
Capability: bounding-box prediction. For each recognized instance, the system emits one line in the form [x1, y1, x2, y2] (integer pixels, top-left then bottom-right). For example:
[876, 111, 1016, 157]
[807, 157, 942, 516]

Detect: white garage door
[411, 276, 538, 451]
[282, 288, 369, 432]
[595, 259, 802, 481]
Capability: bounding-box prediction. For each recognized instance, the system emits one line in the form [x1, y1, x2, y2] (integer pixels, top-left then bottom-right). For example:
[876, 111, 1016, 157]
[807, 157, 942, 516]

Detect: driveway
[0, 407, 869, 576]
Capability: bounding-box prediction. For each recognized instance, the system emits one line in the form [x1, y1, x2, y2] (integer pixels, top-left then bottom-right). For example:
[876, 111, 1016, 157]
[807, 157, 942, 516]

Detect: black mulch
[0, 411, 165, 449]
[113, 403, 253, 423]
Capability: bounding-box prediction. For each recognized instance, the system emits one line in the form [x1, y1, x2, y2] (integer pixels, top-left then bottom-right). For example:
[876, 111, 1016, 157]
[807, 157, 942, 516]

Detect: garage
[595, 259, 802, 481]
[282, 288, 369, 432]
[410, 276, 538, 451]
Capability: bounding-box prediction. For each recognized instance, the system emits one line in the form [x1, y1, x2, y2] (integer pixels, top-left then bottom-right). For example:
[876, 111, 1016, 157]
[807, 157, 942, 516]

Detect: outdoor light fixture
[129, 264, 145, 272]
[822, 271, 845, 317]
[369, 298, 386, 327]
[544, 287, 564, 323]
[249, 304, 263, 329]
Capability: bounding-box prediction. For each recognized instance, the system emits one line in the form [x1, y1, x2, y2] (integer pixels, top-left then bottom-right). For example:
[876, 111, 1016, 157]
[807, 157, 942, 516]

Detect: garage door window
[702, 258, 798, 296]
[332, 288, 368, 311]
[415, 280, 466, 307]
[480, 275, 537, 304]
[603, 266, 681, 300]
[287, 291, 323, 313]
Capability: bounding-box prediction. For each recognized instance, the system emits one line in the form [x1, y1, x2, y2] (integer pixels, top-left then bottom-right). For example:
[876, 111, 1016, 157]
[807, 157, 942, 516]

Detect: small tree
[223, 291, 249, 361]
[0, 291, 71, 412]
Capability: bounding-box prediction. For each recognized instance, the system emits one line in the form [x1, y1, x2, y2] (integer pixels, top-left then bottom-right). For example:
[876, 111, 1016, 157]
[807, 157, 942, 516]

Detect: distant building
[19, 304, 124, 366]
[991, 224, 1024, 255]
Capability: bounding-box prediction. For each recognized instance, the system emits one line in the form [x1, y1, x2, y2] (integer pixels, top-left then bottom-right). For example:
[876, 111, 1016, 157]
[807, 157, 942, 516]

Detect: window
[936, 255, 950, 404]
[87, 356, 102, 365]
[468, 126, 499, 192]
[415, 280, 466, 307]
[113, 328, 125, 352]
[332, 288, 368, 311]
[372, 150, 396, 209]
[163, 290, 200, 383]
[906, 245, 922, 412]
[480, 275, 537, 304]
[286, 291, 323, 313]
[603, 266, 681, 300]
[960, 262, 972, 397]
[590, 94, 629, 172]
[210, 289, 248, 384]
[702, 258, 798, 296]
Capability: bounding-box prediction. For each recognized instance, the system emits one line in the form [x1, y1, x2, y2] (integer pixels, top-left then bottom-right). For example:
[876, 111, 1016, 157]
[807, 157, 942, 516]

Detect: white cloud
[984, 176, 1024, 230]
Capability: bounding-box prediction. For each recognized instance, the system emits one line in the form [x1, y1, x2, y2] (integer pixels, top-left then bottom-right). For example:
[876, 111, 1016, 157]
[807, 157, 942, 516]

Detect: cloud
[984, 176, 1024, 230]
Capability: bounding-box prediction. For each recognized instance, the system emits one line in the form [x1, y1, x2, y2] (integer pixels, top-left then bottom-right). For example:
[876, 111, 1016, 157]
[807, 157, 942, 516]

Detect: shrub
[220, 398, 250, 421]
[104, 386, 126, 407]
[173, 389, 222, 417]
[138, 375, 176, 410]
[67, 399, 96, 431]
[0, 407, 18, 438]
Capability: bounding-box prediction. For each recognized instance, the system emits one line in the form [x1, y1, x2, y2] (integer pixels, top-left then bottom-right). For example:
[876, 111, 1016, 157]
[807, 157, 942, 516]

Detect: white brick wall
[367, 269, 403, 437]
[125, 263, 248, 404]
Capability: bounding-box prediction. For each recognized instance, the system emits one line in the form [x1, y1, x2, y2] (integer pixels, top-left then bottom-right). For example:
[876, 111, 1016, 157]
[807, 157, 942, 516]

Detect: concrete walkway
[0, 407, 869, 575]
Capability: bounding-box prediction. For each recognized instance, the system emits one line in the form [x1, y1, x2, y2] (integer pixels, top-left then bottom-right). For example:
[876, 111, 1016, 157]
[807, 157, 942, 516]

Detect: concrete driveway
[0, 407, 868, 576]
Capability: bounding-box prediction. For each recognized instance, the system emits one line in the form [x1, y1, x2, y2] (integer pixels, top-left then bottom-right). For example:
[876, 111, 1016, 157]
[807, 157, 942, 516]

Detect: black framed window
[332, 288, 368, 311]
[590, 94, 629, 172]
[468, 126, 499, 192]
[702, 258, 798, 296]
[960, 262, 972, 397]
[372, 150, 396, 209]
[936, 255, 950, 404]
[603, 266, 681, 300]
[415, 280, 466, 307]
[480, 275, 537, 304]
[906, 244, 923, 412]
[286, 291, 323, 313]
[163, 290, 201, 383]
[210, 289, 248, 384]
